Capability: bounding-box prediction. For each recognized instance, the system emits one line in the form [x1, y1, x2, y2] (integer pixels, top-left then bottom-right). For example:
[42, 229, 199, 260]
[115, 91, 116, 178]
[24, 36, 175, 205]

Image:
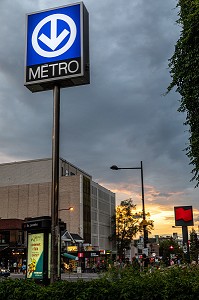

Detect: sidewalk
[8, 271, 102, 281]
[10, 272, 25, 279]
[61, 272, 101, 281]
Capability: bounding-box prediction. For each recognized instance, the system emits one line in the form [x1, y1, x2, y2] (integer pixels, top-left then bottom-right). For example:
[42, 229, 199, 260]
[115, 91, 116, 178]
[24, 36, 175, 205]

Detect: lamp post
[59, 207, 74, 212]
[58, 207, 74, 232]
[110, 161, 148, 248]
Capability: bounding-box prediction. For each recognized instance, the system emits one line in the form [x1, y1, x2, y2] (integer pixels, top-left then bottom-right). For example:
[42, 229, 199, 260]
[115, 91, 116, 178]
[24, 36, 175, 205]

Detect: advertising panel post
[24, 217, 64, 285]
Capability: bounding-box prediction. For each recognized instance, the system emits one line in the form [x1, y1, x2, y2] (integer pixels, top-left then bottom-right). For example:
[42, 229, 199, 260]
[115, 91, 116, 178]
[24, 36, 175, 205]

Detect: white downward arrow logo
[32, 14, 77, 58]
[39, 17, 70, 51]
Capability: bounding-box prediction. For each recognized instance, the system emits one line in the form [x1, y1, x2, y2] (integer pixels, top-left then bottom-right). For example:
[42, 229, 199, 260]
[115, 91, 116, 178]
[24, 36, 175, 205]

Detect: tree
[167, 0, 199, 186]
[109, 198, 154, 259]
[189, 228, 199, 263]
[159, 238, 183, 264]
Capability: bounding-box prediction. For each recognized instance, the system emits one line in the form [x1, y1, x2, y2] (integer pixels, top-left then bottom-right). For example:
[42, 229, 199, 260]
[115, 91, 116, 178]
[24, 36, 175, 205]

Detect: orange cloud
[100, 180, 199, 236]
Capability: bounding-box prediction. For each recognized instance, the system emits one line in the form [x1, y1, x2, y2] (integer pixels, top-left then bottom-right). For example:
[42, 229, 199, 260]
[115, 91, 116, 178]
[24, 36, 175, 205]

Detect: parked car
[0, 268, 10, 277]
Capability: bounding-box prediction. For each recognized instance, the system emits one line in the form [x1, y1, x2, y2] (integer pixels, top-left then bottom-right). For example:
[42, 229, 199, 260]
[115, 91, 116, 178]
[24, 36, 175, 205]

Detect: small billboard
[174, 206, 194, 227]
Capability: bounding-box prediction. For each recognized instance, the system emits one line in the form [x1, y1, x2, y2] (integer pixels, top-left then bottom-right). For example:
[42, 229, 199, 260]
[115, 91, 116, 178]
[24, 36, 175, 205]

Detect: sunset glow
[100, 181, 199, 237]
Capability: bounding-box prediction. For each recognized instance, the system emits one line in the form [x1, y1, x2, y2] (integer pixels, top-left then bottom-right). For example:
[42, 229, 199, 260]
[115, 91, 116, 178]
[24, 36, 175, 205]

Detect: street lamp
[58, 207, 74, 232]
[59, 207, 74, 212]
[110, 161, 148, 248]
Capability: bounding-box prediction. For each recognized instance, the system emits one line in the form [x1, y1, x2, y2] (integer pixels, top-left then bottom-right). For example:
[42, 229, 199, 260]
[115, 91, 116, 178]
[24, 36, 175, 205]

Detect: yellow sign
[67, 245, 78, 252]
[84, 246, 93, 251]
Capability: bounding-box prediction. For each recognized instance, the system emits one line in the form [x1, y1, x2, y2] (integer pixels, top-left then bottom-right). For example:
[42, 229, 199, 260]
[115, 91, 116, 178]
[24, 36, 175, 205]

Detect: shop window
[0, 231, 10, 244]
[17, 231, 23, 245]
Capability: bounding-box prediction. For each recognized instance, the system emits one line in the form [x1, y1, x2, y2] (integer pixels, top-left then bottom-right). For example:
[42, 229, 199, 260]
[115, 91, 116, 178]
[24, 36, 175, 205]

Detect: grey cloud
[0, 0, 198, 221]
[152, 192, 173, 198]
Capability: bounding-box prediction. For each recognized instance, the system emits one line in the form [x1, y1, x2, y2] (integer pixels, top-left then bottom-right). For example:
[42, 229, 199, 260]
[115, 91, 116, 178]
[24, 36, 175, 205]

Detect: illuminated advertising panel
[67, 245, 78, 252]
[27, 233, 44, 279]
[174, 206, 194, 227]
[25, 2, 89, 92]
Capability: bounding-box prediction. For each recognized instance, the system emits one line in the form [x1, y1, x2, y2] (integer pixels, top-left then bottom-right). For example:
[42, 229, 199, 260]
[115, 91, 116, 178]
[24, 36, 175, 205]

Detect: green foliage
[190, 228, 199, 262]
[109, 198, 154, 259]
[2, 266, 199, 299]
[159, 238, 183, 264]
[0, 279, 46, 300]
[109, 198, 139, 258]
[167, 0, 199, 186]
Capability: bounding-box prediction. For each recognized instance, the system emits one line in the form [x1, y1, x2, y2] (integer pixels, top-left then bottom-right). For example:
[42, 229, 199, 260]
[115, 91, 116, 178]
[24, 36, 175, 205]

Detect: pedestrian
[170, 259, 174, 266]
[119, 259, 124, 269]
[18, 262, 22, 273]
[21, 263, 26, 274]
[13, 262, 17, 273]
[69, 263, 73, 272]
[142, 254, 150, 271]
[132, 256, 140, 271]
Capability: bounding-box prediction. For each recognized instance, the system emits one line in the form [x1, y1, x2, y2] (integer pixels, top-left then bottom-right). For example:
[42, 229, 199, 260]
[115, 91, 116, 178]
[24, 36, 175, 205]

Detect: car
[0, 268, 10, 277]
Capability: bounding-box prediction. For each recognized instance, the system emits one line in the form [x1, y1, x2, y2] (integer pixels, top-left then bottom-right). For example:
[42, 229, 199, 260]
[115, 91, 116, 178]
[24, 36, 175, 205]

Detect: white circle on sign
[32, 14, 77, 58]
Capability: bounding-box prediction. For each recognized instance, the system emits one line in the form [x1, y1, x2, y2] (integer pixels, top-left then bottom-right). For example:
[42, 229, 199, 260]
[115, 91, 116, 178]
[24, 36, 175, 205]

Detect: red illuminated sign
[174, 206, 193, 226]
[78, 252, 84, 258]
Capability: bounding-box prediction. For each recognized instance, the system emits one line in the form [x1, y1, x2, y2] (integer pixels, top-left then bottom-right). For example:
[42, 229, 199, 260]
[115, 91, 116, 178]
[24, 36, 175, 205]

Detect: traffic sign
[24, 2, 89, 92]
[183, 245, 187, 254]
[137, 242, 143, 250]
[142, 248, 149, 256]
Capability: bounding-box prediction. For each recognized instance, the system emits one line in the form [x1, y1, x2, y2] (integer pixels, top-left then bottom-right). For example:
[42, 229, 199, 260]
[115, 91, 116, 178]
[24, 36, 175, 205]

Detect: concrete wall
[0, 158, 91, 187]
[0, 158, 115, 250]
[0, 176, 82, 235]
[0, 158, 52, 186]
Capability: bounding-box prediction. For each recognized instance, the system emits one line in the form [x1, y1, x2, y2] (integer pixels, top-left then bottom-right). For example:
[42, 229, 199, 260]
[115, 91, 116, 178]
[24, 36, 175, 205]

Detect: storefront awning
[62, 253, 78, 260]
[61, 230, 84, 243]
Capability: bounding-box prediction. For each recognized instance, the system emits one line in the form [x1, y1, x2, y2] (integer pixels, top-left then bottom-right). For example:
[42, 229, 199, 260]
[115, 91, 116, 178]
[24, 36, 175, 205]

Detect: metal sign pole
[51, 85, 60, 283]
[25, 3, 90, 283]
[182, 225, 190, 263]
[141, 161, 148, 248]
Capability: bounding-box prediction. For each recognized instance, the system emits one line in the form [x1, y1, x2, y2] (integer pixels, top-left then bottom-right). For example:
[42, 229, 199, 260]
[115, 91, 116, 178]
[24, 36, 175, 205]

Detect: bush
[0, 279, 45, 300]
[1, 266, 199, 299]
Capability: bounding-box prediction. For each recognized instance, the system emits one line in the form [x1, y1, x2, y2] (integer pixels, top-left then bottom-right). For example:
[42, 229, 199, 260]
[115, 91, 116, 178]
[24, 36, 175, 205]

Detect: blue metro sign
[24, 2, 89, 92]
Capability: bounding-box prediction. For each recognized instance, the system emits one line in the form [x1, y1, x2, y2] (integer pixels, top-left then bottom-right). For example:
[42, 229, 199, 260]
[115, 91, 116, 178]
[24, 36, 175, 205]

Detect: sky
[0, 0, 198, 237]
